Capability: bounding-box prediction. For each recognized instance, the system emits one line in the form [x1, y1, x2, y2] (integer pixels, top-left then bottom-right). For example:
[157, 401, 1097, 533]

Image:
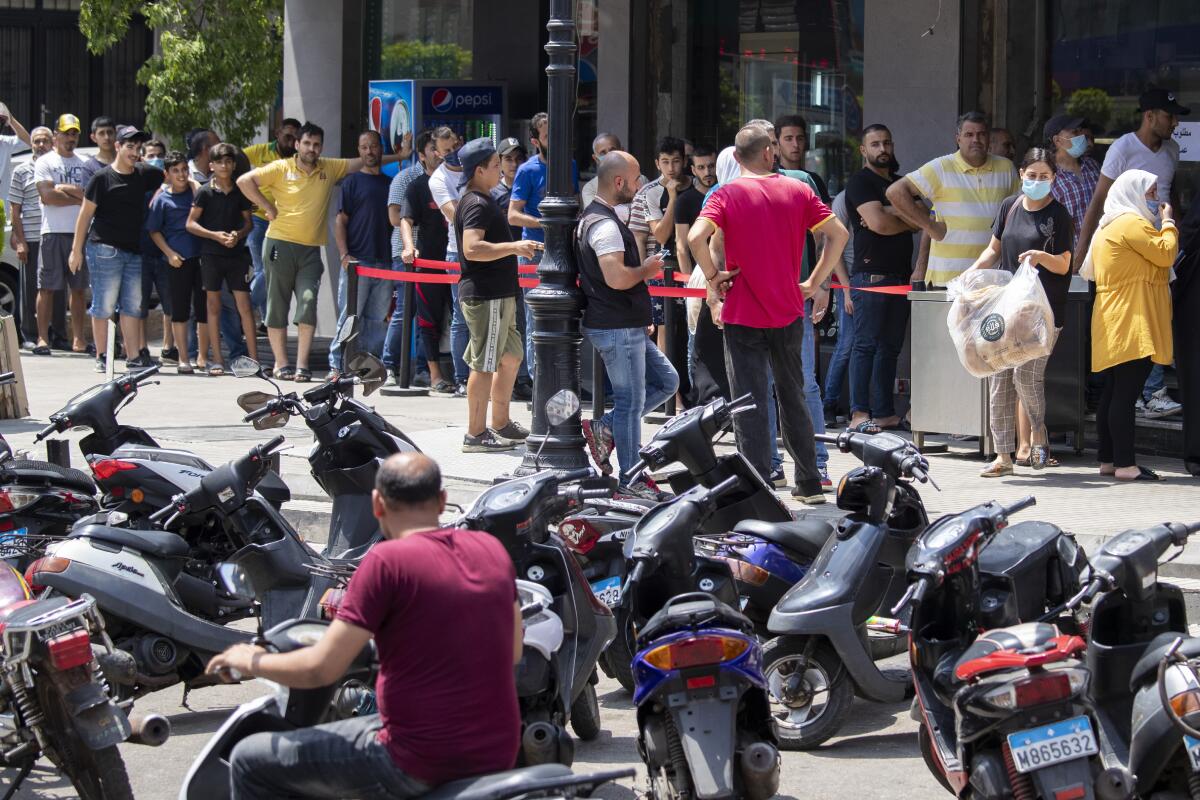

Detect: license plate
[1185, 735, 1200, 771]
[590, 576, 622, 608]
[1006, 716, 1097, 773]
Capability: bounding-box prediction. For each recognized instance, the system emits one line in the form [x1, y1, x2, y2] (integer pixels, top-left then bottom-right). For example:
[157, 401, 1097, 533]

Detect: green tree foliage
[79, 0, 283, 147]
[380, 40, 471, 80]
[1066, 88, 1113, 131]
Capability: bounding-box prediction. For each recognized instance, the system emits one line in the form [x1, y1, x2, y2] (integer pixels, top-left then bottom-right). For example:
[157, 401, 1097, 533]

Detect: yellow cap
[55, 114, 81, 133]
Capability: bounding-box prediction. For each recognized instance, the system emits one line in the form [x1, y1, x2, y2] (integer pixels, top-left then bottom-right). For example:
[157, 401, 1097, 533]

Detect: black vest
[575, 200, 652, 329]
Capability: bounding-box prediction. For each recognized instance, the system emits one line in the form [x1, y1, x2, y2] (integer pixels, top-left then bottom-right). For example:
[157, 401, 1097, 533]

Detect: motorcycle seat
[72, 524, 189, 560]
[3, 459, 96, 494]
[731, 518, 834, 560]
[421, 764, 573, 800]
[1129, 632, 1200, 692]
[953, 622, 1082, 681]
[638, 592, 753, 644]
[0, 595, 70, 627]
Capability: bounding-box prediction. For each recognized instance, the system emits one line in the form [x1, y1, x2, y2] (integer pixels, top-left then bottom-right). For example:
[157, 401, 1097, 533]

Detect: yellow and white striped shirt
[906, 152, 1019, 285]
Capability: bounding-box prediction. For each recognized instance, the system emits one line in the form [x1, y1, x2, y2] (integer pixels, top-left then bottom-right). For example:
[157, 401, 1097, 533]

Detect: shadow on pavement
[576, 731, 640, 764]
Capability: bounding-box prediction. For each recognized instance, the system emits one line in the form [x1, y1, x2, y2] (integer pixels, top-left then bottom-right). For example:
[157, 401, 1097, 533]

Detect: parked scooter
[621, 475, 780, 800]
[178, 609, 635, 800]
[757, 429, 932, 748]
[231, 352, 415, 554]
[898, 496, 1091, 797]
[0, 561, 170, 798]
[1156, 634, 1200, 798]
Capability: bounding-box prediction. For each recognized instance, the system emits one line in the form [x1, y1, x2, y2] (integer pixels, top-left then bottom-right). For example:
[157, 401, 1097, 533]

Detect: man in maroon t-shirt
[688, 123, 849, 504]
[208, 453, 522, 799]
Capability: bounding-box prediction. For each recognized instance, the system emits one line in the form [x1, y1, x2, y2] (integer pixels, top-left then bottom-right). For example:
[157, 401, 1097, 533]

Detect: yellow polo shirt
[255, 156, 350, 246]
[243, 142, 285, 221]
[906, 152, 1019, 285]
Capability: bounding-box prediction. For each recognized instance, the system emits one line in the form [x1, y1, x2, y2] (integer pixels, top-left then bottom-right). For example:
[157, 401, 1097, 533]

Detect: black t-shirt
[674, 184, 706, 228]
[993, 194, 1075, 327]
[845, 168, 914, 276]
[455, 190, 519, 301]
[490, 180, 522, 240]
[193, 182, 253, 257]
[657, 183, 700, 258]
[85, 163, 165, 253]
[404, 173, 448, 262]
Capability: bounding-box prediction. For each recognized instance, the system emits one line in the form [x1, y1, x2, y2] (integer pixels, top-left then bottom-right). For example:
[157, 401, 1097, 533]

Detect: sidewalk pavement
[9, 352, 1200, 576]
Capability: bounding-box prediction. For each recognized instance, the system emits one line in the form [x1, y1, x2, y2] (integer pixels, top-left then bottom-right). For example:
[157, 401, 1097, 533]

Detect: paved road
[4, 352, 1199, 798]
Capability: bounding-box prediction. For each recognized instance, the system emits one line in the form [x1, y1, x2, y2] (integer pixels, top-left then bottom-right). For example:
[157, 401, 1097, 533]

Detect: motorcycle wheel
[570, 682, 602, 741]
[762, 637, 853, 750]
[37, 679, 134, 800]
[606, 610, 636, 694]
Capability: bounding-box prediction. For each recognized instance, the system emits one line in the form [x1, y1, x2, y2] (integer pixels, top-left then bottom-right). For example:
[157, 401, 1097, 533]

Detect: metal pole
[515, 0, 588, 474]
[399, 279, 415, 388]
[105, 319, 116, 381]
[662, 264, 677, 416]
[591, 343, 605, 420]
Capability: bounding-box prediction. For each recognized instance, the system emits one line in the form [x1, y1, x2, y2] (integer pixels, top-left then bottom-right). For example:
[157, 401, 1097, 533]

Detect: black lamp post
[515, 0, 588, 474]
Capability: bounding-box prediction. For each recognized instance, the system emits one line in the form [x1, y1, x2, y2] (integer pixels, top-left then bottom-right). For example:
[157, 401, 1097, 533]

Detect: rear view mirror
[545, 390, 580, 427]
[346, 353, 387, 396]
[215, 562, 256, 602]
[230, 357, 261, 379]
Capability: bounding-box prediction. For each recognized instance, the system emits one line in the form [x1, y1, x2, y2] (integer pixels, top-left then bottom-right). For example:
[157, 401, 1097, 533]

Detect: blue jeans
[382, 260, 426, 373]
[448, 247, 469, 384]
[329, 261, 394, 370]
[849, 274, 909, 418]
[229, 713, 430, 800]
[220, 288, 247, 360]
[85, 243, 142, 318]
[520, 251, 543, 379]
[583, 325, 679, 479]
[801, 301, 829, 469]
[248, 216, 269, 317]
[1143, 364, 1166, 401]
[824, 291, 855, 407]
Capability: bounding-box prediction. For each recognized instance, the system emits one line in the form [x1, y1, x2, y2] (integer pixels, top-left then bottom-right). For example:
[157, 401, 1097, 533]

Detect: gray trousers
[987, 330, 1060, 453]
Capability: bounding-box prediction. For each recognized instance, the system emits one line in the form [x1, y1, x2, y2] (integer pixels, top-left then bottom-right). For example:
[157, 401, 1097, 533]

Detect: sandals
[851, 419, 882, 435]
[980, 461, 1014, 478]
[178, 363, 195, 375]
[1018, 450, 1060, 469]
[1115, 465, 1162, 482]
[208, 363, 226, 377]
[274, 366, 296, 381]
[294, 368, 312, 383]
[32, 345, 51, 356]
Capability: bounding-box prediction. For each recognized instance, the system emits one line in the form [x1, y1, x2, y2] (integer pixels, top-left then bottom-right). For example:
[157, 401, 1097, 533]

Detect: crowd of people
[0, 89, 1194, 493]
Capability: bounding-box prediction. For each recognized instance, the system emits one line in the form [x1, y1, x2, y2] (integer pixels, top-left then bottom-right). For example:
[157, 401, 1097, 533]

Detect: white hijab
[688, 146, 740, 334]
[715, 146, 740, 187]
[1079, 169, 1160, 280]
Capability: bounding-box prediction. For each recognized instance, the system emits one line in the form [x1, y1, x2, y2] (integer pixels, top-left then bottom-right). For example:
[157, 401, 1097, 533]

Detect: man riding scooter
[205, 453, 523, 799]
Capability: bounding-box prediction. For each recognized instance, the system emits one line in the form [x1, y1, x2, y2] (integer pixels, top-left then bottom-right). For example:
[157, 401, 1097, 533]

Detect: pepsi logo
[431, 88, 454, 113]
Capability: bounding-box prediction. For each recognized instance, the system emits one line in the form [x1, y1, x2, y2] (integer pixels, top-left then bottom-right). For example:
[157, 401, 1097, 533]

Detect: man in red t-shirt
[688, 124, 849, 503]
[208, 453, 522, 799]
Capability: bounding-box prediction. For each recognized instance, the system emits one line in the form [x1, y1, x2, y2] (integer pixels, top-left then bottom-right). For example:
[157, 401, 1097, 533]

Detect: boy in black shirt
[186, 142, 258, 371]
[69, 125, 164, 371]
[454, 138, 539, 452]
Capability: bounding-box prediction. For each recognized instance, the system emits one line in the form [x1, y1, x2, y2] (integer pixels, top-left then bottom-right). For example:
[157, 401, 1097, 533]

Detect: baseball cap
[498, 137, 526, 157]
[1138, 87, 1191, 116]
[458, 138, 498, 187]
[116, 124, 150, 143]
[55, 113, 81, 133]
[1043, 114, 1085, 143]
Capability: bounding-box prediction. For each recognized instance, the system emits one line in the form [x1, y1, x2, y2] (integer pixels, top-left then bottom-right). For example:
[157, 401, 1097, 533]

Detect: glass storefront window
[379, 0, 473, 80]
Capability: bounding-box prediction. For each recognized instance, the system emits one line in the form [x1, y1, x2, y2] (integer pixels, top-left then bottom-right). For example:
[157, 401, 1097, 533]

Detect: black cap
[1138, 87, 1191, 116]
[115, 124, 150, 143]
[1043, 114, 1085, 143]
[458, 137, 498, 187]
[498, 137, 525, 157]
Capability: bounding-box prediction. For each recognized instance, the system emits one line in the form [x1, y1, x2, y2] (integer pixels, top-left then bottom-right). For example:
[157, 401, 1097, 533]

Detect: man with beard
[673, 143, 717, 275]
[244, 118, 300, 320]
[578, 151, 678, 499]
[237, 121, 402, 382]
[887, 111, 1018, 287]
[844, 124, 917, 434]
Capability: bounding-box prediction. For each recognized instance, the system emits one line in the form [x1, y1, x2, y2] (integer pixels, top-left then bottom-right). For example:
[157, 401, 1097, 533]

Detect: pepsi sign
[421, 85, 504, 116]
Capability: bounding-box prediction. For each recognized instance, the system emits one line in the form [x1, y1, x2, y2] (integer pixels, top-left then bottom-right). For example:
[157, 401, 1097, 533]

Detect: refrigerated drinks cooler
[368, 80, 506, 177]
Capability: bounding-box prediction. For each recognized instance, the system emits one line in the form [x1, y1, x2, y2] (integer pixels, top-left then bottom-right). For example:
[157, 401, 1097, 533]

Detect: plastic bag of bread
[945, 260, 1054, 378]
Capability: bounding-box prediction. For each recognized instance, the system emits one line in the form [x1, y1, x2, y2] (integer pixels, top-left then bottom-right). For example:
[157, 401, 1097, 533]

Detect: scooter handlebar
[149, 499, 181, 523]
[891, 576, 931, 616]
[34, 422, 59, 442]
[243, 404, 278, 424]
[1000, 495, 1037, 518]
[622, 459, 648, 484]
[256, 435, 287, 456]
[132, 366, 160, 383]
[0, 372, 15, 385]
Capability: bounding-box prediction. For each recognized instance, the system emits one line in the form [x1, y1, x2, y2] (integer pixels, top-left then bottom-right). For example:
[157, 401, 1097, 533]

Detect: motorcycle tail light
[981, 669, 1085, 710]
[558, 518, 602, 555]
[1170, 689, 1200, 717]
[25, 556, 70, 593]
[90, 459, 138, 481]
[718, 557, 770, 587]
[644, 634, 750, 671]
[46, 628, 92, 671]
[319, 588, 346, 621]
[0, 489, 40, 513]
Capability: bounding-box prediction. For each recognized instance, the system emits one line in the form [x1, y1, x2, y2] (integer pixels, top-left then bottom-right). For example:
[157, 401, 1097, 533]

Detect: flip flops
[851, 419, 882, 435]
[32, 345, 51, 356]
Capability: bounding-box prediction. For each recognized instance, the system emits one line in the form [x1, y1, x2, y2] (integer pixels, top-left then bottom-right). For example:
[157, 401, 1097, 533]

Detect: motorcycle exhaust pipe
[739, 741, 780, 800]
[127, 714, 171, 747]
[521, 721, 560, 765]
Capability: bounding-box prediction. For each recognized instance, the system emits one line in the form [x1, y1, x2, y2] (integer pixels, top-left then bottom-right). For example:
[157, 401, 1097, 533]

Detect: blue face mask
[1066, 134, 1088, 158]
[1021, 178, 1052, 201]
[1146, 198, 1160, 216]
[145, 157, 164, 169]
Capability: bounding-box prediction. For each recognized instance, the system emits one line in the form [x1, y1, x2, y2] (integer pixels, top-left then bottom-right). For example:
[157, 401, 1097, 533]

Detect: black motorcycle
[232, 353, 416, 555]
[758, 428, 932, 748]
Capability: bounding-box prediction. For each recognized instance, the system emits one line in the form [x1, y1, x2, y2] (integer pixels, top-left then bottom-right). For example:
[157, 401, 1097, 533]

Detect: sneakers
[819, 466, 833, 489]
[94, 356, 107, 373]
[582, 418, 614, 475]
[791, 480, 827, 505]
[463, 430, 518, 453]
[1141, 388, 1182, 419]
[430, 380, 456, 396]
[618, 478, 668, 502]
[769, 467, 787, 488]
[511, 379, 533, 402]
[493, 420, 530, 442]
[412, 371, 431, 388]
[126, 353, 156, 370]
[160, 347, 179, 366]
[454, 383, 468, 398]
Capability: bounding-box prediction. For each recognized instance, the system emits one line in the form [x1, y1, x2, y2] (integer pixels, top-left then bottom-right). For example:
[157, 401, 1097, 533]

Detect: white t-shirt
[0, 134, 29, 205]
[586, 216, 626, 257]
[1100, 132, 1179, 204]
[429, 163, 463, 256]
[32, 150, 86, 235]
